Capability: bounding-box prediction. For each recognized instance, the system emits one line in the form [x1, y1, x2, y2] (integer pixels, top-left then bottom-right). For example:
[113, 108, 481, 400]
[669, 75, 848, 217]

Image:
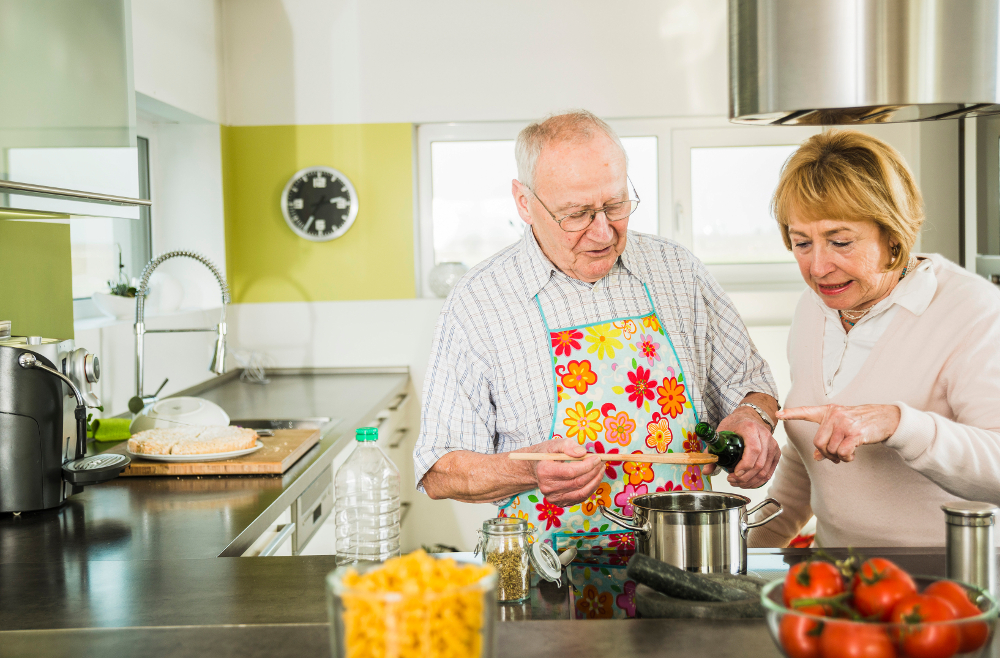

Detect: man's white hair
[515, 110, 628, 192]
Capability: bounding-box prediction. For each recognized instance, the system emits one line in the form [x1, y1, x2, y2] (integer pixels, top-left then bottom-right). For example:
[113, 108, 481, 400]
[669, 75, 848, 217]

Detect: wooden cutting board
[101, 429, 321, 476]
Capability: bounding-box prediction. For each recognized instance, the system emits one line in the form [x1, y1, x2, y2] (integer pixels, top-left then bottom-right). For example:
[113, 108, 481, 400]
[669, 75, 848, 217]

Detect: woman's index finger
[777, 405, 828, 424]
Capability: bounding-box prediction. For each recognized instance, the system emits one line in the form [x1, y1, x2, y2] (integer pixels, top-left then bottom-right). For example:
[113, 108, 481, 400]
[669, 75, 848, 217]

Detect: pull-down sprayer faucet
[129, 251, 230, 414]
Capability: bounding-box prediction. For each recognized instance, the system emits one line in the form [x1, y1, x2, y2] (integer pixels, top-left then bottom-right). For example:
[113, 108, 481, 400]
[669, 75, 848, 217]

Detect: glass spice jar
[477, 518, 531, 603]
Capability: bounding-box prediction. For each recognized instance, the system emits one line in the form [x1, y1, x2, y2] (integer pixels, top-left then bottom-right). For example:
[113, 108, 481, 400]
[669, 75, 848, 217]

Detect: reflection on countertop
[0, 369, 408, 565]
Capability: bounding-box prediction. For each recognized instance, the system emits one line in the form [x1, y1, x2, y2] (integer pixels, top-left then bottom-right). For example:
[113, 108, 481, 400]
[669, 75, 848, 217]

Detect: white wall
[141, 119, 229, 310]
[229, 299, 445, 392]
[131, 0, 225, 124]
[219, 0, 729, 126]
[76, 308, 227, 417]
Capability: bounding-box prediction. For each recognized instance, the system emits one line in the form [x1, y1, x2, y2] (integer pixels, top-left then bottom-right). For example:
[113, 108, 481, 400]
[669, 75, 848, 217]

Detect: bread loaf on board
[128, 426, 258, 455]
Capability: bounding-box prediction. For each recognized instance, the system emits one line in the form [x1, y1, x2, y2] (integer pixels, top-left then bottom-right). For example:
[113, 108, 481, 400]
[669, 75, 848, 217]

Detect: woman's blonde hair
[771, 130, 924, 271]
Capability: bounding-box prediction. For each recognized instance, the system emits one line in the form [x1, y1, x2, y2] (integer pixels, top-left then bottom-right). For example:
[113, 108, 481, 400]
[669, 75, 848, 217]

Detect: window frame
[414, 118, 920, 296]
[671, 125, 820, 291]
[415, 119, 686, 298]
[70, 136, 153, 320]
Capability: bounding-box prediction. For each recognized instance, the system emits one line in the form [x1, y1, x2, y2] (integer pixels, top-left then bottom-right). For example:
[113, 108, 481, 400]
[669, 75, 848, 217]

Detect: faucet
[129, 251, 230, 414]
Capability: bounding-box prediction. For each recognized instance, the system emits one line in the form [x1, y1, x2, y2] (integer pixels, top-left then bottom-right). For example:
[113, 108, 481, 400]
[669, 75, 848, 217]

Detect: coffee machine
[0, 321, 129, 513]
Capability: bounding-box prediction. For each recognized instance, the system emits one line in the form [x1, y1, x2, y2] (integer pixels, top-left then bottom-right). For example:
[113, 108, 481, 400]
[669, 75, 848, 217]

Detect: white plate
[127, 440, 264, 463]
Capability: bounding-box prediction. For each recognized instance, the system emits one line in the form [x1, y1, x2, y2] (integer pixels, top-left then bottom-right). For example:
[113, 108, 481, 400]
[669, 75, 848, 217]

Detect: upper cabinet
[0, 0, 147, 219]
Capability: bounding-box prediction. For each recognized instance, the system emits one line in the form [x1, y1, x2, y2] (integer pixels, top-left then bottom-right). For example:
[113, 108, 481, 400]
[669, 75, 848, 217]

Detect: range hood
[730, 0, 1000, 125]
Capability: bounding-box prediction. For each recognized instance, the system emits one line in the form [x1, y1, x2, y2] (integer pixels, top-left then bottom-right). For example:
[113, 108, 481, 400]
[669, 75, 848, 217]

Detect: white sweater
[749, 254, 1000, 548]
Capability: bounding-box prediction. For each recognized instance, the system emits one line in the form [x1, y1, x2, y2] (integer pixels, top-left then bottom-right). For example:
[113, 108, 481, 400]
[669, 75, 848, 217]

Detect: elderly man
[415, 110, 779, 553]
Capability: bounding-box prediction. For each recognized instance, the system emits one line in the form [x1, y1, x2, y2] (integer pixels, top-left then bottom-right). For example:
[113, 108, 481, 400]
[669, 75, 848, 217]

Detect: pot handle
[743, 498, 783, 534]
[598, 505, 649, 534]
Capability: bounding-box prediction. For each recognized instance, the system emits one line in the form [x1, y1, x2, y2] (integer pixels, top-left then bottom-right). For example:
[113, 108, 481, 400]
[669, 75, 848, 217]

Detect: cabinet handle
[0, 179, 152, 207]
[260, 522, 296, 557]
[387, 393, 408, 411]
[388, 428, 408, 449]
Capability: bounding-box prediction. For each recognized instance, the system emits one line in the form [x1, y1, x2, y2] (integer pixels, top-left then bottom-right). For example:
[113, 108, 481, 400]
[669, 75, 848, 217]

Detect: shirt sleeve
[747, 437, 814, 548]
[693, 259, 780, 426]
[413, 300, 496, 493]
[884, 311, 1000, 505]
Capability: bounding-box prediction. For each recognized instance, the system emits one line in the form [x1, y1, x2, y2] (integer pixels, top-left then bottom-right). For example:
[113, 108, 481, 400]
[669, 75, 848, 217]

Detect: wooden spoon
[509, 452, 717, 465]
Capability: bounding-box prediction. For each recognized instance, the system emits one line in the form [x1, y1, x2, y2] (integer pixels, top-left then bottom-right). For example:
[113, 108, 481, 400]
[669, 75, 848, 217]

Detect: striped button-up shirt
[414, 227, 777, 490]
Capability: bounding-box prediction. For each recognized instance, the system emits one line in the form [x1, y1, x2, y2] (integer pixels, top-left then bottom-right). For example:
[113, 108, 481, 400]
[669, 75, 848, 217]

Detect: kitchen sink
[230, 418, 334, 431]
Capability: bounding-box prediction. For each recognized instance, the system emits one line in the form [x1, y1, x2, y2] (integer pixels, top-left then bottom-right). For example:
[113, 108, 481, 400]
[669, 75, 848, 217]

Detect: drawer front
[296, 481, 333, 553]
[294, 465, 333, 554]
[241, 507, 293, 557]
[371, 392, 412, 444]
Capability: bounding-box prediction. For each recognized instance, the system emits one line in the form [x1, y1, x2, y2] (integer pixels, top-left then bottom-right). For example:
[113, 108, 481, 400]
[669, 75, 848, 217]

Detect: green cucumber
[626, 553, 750, 603]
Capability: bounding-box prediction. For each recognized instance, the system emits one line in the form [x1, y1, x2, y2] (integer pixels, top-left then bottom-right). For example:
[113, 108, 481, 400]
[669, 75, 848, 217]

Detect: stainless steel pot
[599, 491, 782, 574]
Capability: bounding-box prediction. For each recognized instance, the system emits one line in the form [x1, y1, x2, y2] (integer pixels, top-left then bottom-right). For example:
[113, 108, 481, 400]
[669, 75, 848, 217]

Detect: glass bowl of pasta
[327, 550, 498, 658]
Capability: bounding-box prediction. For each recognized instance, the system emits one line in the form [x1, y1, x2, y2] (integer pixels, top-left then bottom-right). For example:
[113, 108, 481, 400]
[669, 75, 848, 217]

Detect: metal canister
[942, 501, 999, 597]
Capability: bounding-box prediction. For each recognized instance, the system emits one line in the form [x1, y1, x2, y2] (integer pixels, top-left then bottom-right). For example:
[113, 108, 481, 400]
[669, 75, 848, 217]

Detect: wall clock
[280, 166, 359, 242]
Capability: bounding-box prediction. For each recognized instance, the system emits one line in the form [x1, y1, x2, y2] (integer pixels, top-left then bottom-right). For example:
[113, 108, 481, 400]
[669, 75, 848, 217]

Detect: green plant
[107, 280, 140, 298]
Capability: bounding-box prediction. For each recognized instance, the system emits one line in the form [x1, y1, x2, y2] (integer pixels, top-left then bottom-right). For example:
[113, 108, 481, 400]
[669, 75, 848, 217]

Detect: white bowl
[130, 396, 230, 433]
[92, 292, 137, 320]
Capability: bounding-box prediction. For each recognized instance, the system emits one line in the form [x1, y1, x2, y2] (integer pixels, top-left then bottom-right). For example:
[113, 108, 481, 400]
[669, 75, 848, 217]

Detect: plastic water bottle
[334, 427, 401, 565]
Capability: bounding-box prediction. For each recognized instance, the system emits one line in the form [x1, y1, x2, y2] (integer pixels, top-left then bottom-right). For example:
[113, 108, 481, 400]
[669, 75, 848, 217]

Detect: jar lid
[941, 501, 999, 518]
[529, 542, 563, 584]
[482, 517, 528, 535]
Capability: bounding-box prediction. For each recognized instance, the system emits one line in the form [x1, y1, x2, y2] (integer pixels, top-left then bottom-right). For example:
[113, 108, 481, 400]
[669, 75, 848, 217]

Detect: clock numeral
[292, 198, 304, 209]
[330, 196, 350, 210]
[313, 176, 326, 188]
[315, 219, 326, 233]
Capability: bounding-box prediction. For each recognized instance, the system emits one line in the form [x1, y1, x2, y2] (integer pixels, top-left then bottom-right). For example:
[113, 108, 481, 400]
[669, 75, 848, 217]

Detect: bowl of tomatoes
[760, 556, 998, 658]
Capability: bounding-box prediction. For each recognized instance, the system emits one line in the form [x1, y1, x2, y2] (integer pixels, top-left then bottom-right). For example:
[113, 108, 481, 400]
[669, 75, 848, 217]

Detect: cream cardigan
[748, 254, 1000, 548]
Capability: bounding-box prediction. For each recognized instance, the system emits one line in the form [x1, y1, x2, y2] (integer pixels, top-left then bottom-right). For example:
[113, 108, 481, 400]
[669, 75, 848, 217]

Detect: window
[417, 119, 918, 296]
[417, 122, 660, 297]
[429, 137, 657, 269]
[690, 145, 799, 264]
[7, 141, 152, 306]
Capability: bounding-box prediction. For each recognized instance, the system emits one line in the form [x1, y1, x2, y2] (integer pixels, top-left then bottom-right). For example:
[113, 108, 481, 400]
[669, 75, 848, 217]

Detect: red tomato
[820, 620, 897, 658]
[924, 580, 989, 653]
[784, 560, 845, 610]
[889, 593, 960, 658]
[852, 559, 917, 621]
[779, 614, 823, 658]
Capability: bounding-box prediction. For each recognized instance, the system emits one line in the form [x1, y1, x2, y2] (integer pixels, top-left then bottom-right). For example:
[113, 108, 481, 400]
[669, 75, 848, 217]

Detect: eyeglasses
[526, 177, 641, 233]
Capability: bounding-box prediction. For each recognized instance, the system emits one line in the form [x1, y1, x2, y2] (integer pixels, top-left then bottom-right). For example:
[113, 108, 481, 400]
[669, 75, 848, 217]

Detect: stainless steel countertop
[0, 369, 409, 564]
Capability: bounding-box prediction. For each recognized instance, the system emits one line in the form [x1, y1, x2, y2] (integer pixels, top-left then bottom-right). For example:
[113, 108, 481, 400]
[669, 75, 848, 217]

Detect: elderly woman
[748, 130, 1000, 548]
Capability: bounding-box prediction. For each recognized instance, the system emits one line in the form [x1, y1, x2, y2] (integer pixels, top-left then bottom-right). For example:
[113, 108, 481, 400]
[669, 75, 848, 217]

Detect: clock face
[280, 166, 359, 242]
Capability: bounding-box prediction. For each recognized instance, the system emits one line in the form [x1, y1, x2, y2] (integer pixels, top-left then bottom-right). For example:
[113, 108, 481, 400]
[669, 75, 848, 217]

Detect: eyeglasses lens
[560, 200, 638, 232]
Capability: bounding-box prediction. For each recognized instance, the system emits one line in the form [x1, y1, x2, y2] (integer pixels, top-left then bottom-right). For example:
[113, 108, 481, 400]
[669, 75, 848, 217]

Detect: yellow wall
[0, 219, 74, 339]
[220, 123, 415, 303]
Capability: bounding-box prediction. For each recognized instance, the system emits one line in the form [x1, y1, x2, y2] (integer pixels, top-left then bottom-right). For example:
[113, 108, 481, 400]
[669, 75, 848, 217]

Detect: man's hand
[703, 404, 780, 489]
[522, 437, 604, 506]
[777, 404, 900, 464]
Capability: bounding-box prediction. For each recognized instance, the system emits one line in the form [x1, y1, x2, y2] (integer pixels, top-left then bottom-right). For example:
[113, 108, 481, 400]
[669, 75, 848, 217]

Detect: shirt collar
[811, 255, 938, 323]
[518, 226, 645, 299]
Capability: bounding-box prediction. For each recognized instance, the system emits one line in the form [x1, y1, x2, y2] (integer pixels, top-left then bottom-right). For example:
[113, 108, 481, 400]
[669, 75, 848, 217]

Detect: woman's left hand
[777, 404, 901, 464]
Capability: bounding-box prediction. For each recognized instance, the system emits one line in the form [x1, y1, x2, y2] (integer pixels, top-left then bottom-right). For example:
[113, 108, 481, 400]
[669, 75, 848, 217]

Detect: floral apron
[499, 284, 709, 617]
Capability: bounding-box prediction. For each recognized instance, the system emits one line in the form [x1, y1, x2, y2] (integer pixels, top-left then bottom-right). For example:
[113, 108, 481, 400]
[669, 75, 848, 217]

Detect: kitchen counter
[0, 368, 409, 564]
[1, 371, 996, 657]
[3, 547, 996, 658]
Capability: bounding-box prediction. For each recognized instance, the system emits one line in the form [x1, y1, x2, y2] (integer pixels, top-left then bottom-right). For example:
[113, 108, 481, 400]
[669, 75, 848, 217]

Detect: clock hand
[302, 196, 327, 233]
[309, 196, 328, 217]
